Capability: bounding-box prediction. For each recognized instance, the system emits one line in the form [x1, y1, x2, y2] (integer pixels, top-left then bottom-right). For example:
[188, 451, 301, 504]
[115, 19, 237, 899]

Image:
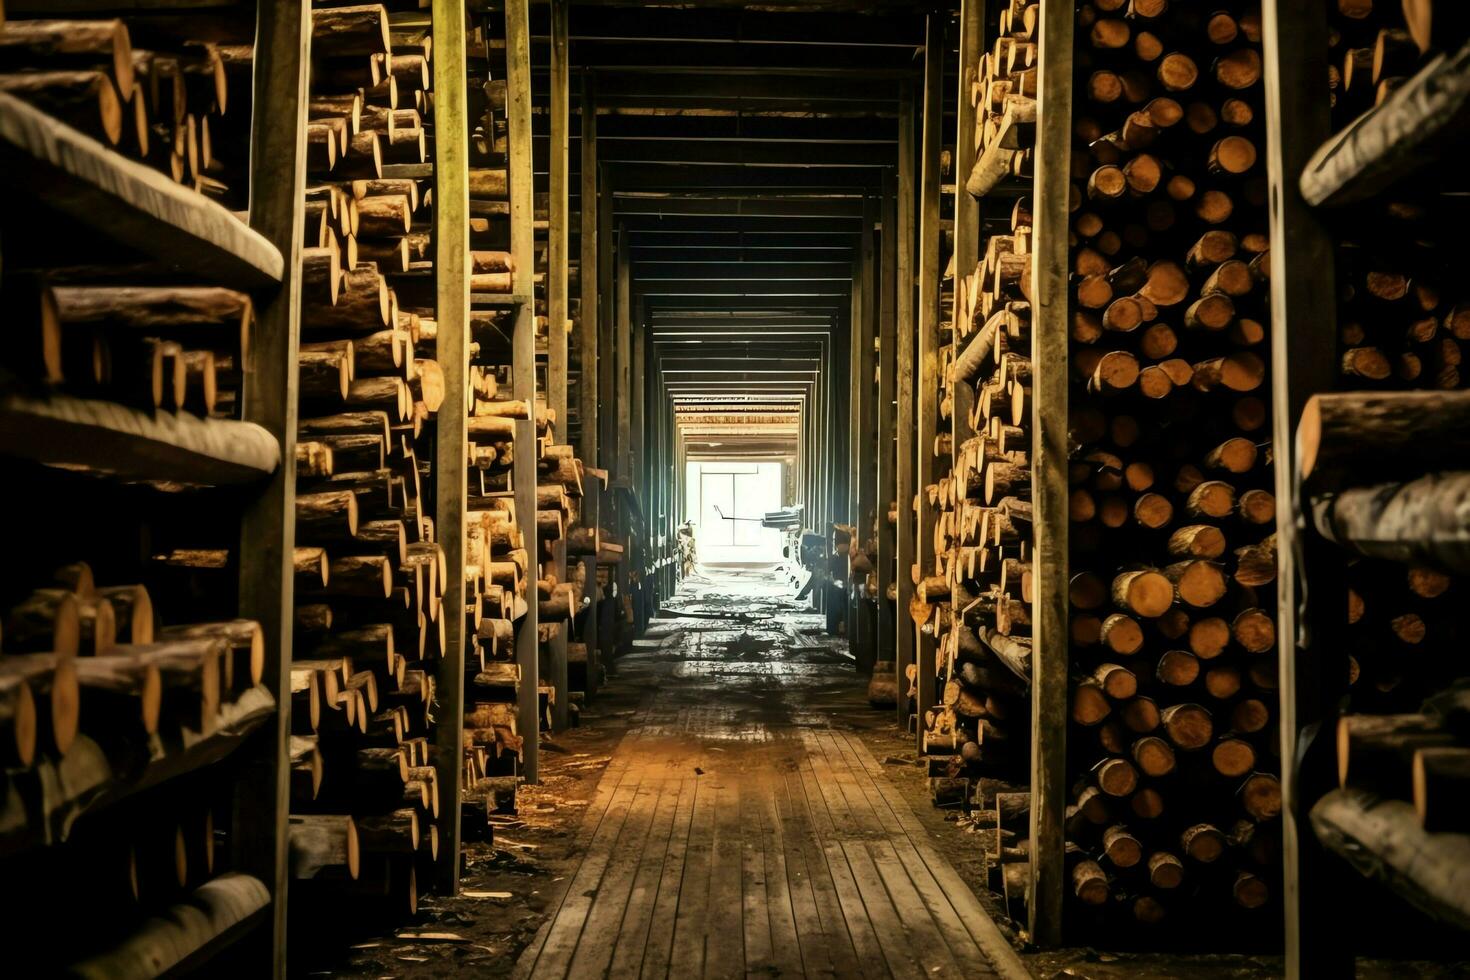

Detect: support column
[854, 194, 878, 675]
[895, 82, 917, 731]
[505, 0, 539, 783]
[877, 171, 898, 673]
[578, 75, 600, 699]
[430, 0, 470, 888]
[545, 0, 570, 731]
[914, 15, 944, 747]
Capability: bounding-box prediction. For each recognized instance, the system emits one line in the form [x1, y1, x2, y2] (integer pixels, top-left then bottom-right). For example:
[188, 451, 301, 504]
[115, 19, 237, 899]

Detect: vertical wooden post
[631, 298, 646, 623]
[597, 173, 615, 670]
[878, 170, 898, 673]
[545, 0, 570, 732]
[894, 82, 917, 730]
[914, 15, 943, 746]
[236, 3, 309, 972]
[430, 0, 470, 892]
[856, 195, 878, 673]
[951, 0, 982, 502]
[505, 0, 539, 784]
[614, 234, 632, 649]
[578, 74, 600, 699]
[1028, 0, 1074, 946]
[1261, 3, 1348, 975]
[848, 238, 864, 655]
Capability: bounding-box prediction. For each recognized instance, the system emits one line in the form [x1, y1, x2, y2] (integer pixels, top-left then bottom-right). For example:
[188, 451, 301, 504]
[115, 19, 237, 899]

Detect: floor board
[512, 570, 1029, 980]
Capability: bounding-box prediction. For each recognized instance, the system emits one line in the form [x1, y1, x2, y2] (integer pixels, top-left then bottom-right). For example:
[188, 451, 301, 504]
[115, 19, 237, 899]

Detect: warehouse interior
[1, 0, 1469, 977]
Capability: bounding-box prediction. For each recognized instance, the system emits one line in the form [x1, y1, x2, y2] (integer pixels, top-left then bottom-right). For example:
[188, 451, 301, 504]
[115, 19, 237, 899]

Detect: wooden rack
[0, 2, 309, 975]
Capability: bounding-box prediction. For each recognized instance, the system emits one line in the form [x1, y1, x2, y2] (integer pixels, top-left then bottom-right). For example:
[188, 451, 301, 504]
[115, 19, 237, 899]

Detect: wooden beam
[430, 0, 470, 894]
[877, 169, 898, 673]
[894, 80, 916, 732]
[506, 0, 540, 784]
[233, 3, 308, 974]
[614, 197, 870, 217]
[1028, 0, 1073, 949]
[913, 14, 942, 750]
[579, 71, 601, 702]
[547, 0, 571, 733]
[1262, 2, 1350, 975]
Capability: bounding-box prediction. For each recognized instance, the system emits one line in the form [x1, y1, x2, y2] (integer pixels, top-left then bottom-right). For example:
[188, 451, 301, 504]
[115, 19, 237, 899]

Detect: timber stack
[1062, 0, 1282, 936]
[949, 0, 1040, 919]
[0, 6, 282, 971]
[1295, 0, 1470, 939]
[286, 0, 442, 924]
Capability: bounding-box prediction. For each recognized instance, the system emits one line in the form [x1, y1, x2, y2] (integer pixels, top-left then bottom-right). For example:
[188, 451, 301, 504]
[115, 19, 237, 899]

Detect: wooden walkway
[513, 574, 1029, 980]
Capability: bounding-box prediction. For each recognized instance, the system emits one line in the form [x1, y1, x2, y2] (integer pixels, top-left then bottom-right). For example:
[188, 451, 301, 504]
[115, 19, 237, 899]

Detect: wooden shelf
[0, 685, 276, 859]
[0, 92, 283, 288]
[1300, 37, 1470, 208]
[0, 391, 281, 487]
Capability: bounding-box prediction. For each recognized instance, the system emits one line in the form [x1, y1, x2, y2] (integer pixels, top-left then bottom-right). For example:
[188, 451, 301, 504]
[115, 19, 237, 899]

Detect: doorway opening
[685, 460, 784, 564]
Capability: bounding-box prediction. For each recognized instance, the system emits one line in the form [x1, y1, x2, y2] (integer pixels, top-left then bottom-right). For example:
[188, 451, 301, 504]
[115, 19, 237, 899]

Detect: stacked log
[1061, 0, 1282, 935]
[285, 1, 441, 918]
[0, 13, 262, 207]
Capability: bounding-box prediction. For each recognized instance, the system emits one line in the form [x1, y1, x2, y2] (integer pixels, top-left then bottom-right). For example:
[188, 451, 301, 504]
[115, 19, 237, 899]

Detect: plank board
[513, 683, 1027, 980]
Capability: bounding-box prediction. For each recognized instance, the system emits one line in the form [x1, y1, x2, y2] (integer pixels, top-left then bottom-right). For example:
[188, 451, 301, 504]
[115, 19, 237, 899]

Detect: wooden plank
[579, 73, 601, 701]
[771, 766, 853, 978]
[431, 0, 470, 895]
[639, 759, 702, 977]
[914, 15, 943, 746]
[810, 732, 993, 977]
[894, 82, 917, 732]
[232, 3, 308, 974]
[668, 768, 718, 977]
[1026, 0, 1074, 948]
[520, 767, 645, 977]
[784, 768, 888, 980]
[0, 91, 281, 287]
[505, 0, 541, 784]
[740, 781, 776, 975]
[511, 754, 635, 977]
[756, 780, 804, 977]
[1260, 2, 1351, 976]
[705, 776, 745, 980]
[834, 731, 1031, 980]
[547, 0, 571, 731]
[0, 392, 279, 485]
[565, 775, 664, 978]
[606, 775, 693, 979]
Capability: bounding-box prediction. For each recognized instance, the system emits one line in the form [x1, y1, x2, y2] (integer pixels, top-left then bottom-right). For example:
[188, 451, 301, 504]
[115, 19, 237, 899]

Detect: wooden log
[1312, 472, 1470, 573]
[0, 19, 135, 100]
[289, 814, 359, 880]
[1310, 787, 1470, 931]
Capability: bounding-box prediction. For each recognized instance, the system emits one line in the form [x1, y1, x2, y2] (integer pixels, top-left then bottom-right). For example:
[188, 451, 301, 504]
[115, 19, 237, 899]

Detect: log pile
[0, 12, 262, 208]
[285, 1, 442, 919]
[1061, 0, 1282, 935]
[457, 6, 600, 803]
[0, 560, 274, 966]
[1296, 0, 1470, 913]
[0, 13, 263, 426]
[1325, 1, 1470, 395]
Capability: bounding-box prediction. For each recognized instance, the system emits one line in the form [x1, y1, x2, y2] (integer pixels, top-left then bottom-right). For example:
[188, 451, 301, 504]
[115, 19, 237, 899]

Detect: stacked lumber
[1063, 0, 1281, 934]
[1294, 2, 1470, 925]
[917, 7, 1039, 819]
[284, 1, 442, 919]
[0, 15, 269, 432]
[0, 12, 259, 207]
[0, 561, 273, 966]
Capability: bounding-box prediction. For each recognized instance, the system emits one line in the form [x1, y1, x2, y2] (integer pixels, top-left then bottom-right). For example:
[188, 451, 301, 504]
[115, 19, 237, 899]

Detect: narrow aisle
[513, 568, 1028, 980]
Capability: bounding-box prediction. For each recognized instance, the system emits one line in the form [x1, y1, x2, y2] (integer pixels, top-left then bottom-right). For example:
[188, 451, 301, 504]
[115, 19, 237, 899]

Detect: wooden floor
[513, 570, 1028, 980]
